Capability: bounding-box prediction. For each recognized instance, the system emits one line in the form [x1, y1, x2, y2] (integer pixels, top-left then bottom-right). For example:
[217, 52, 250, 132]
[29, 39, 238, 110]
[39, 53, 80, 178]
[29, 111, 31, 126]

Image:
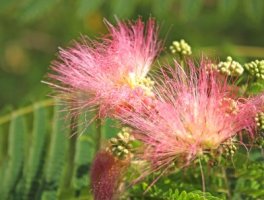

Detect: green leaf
[234, 162, 264, 199]
[233, 151, 249, 169]
[71, 113, 95, 196]
[22, 104, 48, 200]
[0, 127, 4, 164]
[0, 161, 8, 194]
[0, 126, 8, 195]
[247, 81, 264, 95]
[179, 190, 187, 199]
[103, 118, 120, 139]
[0, 113, 27, 200]
[41, 103, 70, 200]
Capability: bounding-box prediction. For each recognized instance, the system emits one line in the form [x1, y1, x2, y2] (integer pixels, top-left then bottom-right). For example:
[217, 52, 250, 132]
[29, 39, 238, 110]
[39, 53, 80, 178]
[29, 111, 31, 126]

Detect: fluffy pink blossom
[117, 60, 264, 172]
[47, 18, 160, 118]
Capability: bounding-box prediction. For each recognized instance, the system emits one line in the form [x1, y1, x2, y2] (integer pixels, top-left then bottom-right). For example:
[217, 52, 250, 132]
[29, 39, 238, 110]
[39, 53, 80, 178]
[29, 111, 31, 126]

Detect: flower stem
[0, 99, 54, 125]
[180, 55, 184, 71]
[64, 115, 78, 187]
[198, 158, 206, 193]
[95, 118, 102, 152]
[222, 167, 231, 199]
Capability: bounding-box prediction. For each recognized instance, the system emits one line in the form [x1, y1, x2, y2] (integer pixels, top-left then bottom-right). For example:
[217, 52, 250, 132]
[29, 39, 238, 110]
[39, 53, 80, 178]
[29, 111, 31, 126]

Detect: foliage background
[1, 0, 264, 108]
[0, 0, 264, 199]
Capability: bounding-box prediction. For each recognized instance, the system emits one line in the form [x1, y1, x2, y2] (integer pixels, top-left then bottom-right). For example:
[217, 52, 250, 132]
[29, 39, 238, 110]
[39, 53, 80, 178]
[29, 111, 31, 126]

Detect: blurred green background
[0, 0, 264, 109]
[0, 1, 264, 199]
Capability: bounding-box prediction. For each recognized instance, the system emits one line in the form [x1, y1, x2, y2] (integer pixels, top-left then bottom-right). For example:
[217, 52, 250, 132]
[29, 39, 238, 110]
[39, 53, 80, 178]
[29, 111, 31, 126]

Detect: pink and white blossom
[47, 18, 160, 118]
[117, 60, 264, 171]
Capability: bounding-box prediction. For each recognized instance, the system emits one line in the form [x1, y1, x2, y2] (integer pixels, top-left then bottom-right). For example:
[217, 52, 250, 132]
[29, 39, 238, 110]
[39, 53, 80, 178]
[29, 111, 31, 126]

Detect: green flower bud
[255, 112, 264, 131]
[253, 113, 264, 147]
[108, 127, 134, 160]
[220, 139, 238, 159]
[244, 60, 264, 80]
[217, 56, 244, 77]
[170, 39, 192, 57]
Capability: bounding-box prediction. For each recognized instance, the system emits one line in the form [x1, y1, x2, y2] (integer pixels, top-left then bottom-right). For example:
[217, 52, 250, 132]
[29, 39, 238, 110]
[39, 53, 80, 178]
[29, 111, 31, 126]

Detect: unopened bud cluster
[217, 56, 244, 76]
[222, 142, 237, 158]
[107, 127, 134, 160]
[255, 112, 264, 131]
[170, 39, 192, 57]
[255, 136, 264, 148]
[255, 112, 264, 147]
[198, 139, 237, 166]
[244, 60, 264, 80]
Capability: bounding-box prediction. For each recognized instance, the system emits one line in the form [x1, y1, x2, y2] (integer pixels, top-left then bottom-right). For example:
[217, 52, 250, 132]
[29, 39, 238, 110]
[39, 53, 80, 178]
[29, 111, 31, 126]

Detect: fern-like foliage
[233, 161, 264, 199]
[41, 103, 70, 200]
[126, 183, 223, 200]
[0, 113, 27, 200]
[0, 99, 263, 200]
[71, 113, 95, 197]
[22, 105, 48, 200]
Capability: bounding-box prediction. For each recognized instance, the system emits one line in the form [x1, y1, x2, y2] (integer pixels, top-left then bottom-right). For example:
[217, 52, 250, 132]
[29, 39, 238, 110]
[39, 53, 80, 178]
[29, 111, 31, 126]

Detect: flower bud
[91, 151, 128, 200]
[108, 127, 134, 160]
[244, 60, 264, 80]
[217, 56, 244, 76]
[170, 39, 192, 57]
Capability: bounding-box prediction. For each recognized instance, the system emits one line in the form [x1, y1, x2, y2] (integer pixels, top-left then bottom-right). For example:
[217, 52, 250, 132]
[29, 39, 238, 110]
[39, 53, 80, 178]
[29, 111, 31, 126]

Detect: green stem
[198, 158, 205, 193]
[179, 55, 184, 70]
[222, 167, 231, 199]
[0, 99, 54, 125]
[244, 76, 256, 96]
[95, 118, 102, 152]
[64, 116, 78, 188]
[179, 55, 188, 85]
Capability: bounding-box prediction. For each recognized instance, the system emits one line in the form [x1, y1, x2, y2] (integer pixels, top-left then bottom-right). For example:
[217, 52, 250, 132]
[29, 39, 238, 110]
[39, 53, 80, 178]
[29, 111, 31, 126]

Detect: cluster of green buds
[170, 39, 192, 57]
[107, 127, 134, 160]
[255, 112, 264, 131]
[221, 141, 237, 159]
[244, 60, 264, 80]
[255, 112, 264, 147]
[199, 139, 237, 167]
[217, 56, 244, 76]
[255, 135, 264, 148]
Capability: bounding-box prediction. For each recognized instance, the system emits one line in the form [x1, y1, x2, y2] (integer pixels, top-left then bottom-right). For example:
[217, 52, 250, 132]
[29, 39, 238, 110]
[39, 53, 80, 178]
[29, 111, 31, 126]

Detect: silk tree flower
[46, 18, 160, 118]
[117, 60, 264, 173]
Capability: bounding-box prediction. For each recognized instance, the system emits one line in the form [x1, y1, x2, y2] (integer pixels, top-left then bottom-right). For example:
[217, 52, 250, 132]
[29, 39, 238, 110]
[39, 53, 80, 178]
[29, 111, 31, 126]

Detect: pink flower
[46, 18, 160, 118]
[117, 60, 264, 172]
